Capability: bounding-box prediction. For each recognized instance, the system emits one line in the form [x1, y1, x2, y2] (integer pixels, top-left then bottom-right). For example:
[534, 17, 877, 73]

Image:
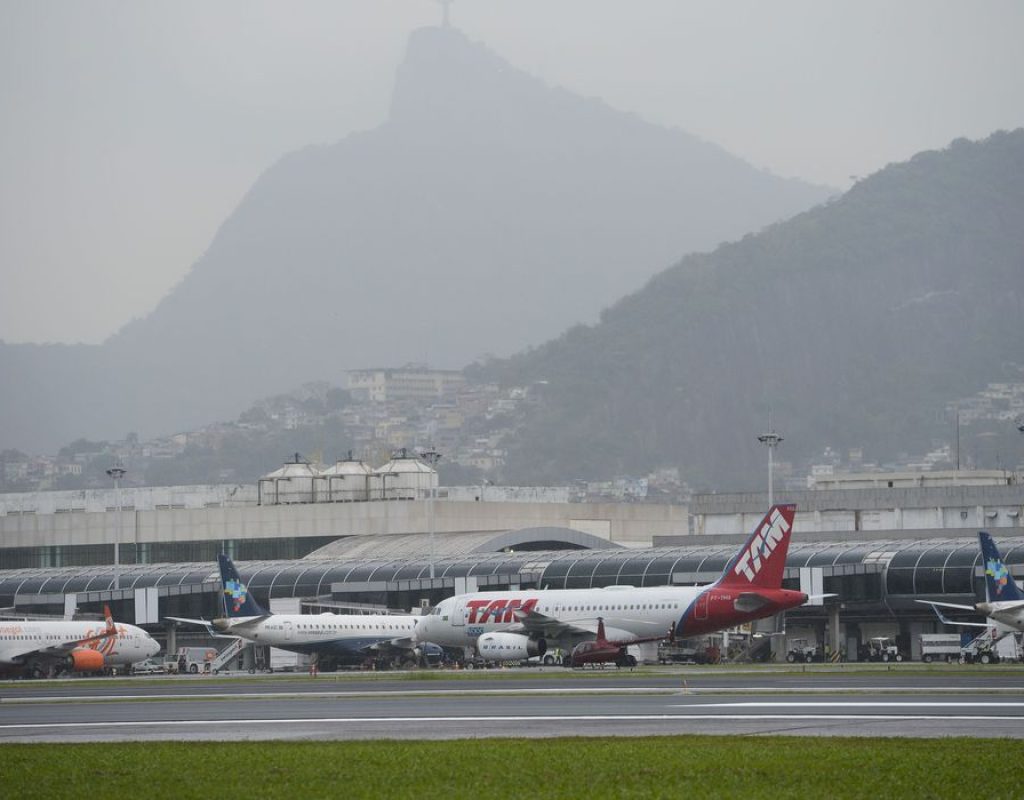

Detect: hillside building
[346, 366, 466, 404]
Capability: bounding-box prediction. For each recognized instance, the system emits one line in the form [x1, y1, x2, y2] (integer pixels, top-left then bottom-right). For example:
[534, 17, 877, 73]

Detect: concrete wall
[0, 484, 258, 514]
[0, 498, 689, 551]
[691, 485, 1024, 536]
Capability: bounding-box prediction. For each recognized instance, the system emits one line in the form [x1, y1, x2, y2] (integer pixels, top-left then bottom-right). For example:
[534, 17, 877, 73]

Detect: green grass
[2, 737, 1021, 799]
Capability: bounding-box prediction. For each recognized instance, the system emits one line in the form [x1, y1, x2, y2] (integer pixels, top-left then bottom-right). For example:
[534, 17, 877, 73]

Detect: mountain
[482, 131, 1024, 489]
[0, 26, 831, 452]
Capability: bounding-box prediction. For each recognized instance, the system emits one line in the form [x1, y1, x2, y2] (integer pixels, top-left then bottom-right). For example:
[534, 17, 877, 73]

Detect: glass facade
[1, 536, 1021, 611]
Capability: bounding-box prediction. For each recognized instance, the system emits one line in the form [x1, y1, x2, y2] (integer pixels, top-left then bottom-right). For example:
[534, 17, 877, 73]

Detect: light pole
[106, 464, 126, 592]
[419, 447, 442, 581]
[757, 428, 783, 507]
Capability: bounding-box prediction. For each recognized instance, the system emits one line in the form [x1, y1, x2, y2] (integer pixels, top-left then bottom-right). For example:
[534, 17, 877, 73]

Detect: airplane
[566, 617, 672, 669]
[0, 604, 160, 678]
[167, 555, 441, 670]
[416, 504, 810, 663]
[916, 531, 1024, 632]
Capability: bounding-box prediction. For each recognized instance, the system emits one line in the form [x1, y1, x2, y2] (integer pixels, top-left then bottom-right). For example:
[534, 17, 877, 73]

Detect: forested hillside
[484, 131, 1024, 489]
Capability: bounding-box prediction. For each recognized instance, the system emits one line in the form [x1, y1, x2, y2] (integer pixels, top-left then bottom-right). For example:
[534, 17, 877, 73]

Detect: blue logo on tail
[224, 578, 248, 613]
[985, 558, 1009, 596]
[979, 531, 1023, 602]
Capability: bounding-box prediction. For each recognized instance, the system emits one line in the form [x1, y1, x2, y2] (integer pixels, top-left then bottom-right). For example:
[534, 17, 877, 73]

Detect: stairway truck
[919, 634, 961, 663]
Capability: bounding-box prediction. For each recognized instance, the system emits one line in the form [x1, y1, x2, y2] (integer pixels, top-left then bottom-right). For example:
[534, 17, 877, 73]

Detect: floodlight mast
[420, 447, 443, 581]
[756, 430, 783, 507]
[106, 465, 127, 591]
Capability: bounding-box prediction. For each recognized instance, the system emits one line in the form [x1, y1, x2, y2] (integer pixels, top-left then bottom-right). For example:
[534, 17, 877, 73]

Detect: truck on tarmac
[785, 638, 823, 663]
[919, 633, 961, 663]
[864, 636, 903, 662]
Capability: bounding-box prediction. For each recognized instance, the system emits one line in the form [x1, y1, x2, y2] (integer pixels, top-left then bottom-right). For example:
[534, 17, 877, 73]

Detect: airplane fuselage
[976, 602, 1024, 631]
[220, 612, 420, 660]
[416, 583, 806, 650]
[0, 619, 159, 674]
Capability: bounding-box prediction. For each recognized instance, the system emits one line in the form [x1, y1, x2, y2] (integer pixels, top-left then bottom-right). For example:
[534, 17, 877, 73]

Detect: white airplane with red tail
[416, 504, 808, 663]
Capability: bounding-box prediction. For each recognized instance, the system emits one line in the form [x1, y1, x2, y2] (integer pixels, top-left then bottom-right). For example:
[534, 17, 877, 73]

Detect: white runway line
[677, 701, 1024, 708]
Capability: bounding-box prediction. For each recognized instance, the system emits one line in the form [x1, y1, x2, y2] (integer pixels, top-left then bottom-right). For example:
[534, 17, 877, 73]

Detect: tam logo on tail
[732, 507, 789, 582]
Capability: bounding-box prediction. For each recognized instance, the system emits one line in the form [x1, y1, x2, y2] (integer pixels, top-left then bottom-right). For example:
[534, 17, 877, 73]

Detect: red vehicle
[569, 617, 671, 668]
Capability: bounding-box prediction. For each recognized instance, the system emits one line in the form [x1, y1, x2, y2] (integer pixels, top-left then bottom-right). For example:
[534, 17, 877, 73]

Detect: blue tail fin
[218, 554, 269, 617]
[978, 532, 1024, 603]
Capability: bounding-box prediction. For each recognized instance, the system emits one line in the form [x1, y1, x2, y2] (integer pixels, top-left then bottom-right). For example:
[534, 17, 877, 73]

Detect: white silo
[321, 452, 374, 502]
[373, 448, 438, 500]
[257, 453, 321, 505]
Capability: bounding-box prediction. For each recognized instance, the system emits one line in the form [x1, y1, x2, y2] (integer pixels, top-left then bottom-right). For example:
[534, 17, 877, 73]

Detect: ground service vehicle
[919, 633, 961, 663]
[171, 646, 217, 674]
[131, 658, 166, 675]
[865, 636, 903, 662]
[658, 641, 705, 665]
[785, 638, 821, 663]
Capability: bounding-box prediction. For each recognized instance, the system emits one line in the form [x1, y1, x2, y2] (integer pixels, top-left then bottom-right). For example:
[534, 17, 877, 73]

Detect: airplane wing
[916, 600, 989, 628]
[512, 608, 669, 643]
[165, 617, 245, 638]
[165, 616, 217, 633]
[365, 636, 417, 651]
[605, 627, 675, 648]
[914, 600, 978, 612]
[358, 635, 424, 655]
[511, 607, 600, 640]
[13, 625, 121, 665]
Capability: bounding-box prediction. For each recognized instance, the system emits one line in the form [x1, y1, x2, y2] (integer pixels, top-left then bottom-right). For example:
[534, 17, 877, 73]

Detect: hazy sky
[2, 0, 1022, 345]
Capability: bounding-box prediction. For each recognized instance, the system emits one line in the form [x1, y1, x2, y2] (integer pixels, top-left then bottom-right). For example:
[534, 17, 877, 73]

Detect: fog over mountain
[0, 26, 831, 452]
[484, 130, 1024, 489]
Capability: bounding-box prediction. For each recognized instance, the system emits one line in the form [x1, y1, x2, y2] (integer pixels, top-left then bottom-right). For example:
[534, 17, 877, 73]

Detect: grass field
[2, 736, 1022, 799]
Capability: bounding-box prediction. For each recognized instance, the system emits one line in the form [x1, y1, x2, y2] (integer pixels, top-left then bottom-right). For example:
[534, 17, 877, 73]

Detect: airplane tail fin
[716, 504, 797, 591]
[979, 532, 1023, 603]
[218, 554, 269, 618]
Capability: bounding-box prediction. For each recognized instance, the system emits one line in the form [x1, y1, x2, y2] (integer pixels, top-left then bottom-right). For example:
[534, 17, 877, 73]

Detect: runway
[2, 668, 1023, 742]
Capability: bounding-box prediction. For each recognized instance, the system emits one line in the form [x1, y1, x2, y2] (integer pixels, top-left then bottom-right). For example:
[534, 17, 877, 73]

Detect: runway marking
[682, 701, 1024, 708]
[1, 713, 1023, 733]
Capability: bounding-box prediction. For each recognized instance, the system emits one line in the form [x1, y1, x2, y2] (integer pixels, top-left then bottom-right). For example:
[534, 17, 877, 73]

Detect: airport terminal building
[1, 463, 1022, 664]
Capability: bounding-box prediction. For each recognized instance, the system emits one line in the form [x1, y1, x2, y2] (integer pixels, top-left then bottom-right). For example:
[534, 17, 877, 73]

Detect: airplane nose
[148, 638, 160, 656]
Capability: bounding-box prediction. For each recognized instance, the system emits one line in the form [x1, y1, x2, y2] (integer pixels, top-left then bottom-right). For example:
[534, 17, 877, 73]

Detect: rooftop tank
[258, 453, 321, 505]
[321, 451, 374, 502]
[372, 448, 438, 500]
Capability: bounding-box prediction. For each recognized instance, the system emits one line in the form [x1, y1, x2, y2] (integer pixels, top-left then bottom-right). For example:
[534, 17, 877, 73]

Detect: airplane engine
[66, 648, 105, 672]
[477, 633, 546, 661]
[413, 642, 445, 666]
